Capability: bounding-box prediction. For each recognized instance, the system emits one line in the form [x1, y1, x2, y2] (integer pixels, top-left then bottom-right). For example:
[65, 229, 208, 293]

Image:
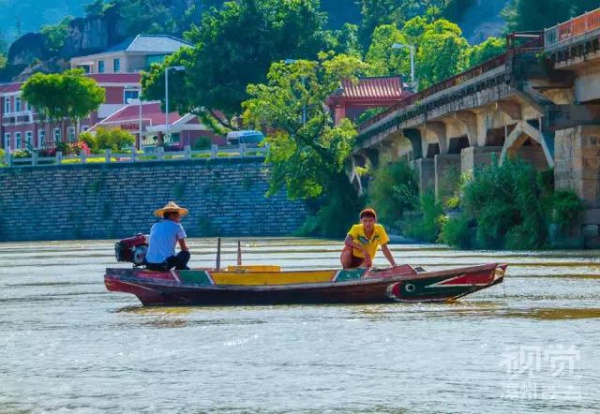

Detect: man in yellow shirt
[341, 208, 397, 269]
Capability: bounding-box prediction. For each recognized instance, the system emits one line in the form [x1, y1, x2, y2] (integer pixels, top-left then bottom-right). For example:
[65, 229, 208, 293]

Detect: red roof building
[89, 101, 224, 148]
[327, 76, 411, 125]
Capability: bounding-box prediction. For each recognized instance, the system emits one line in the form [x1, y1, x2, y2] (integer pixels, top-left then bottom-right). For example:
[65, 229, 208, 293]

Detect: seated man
[145, 201, 190, 271]
[340, 208, 397, 269]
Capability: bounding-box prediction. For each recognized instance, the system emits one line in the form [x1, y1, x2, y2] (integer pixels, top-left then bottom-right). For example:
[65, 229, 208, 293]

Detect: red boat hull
[104, 263, 506, 306]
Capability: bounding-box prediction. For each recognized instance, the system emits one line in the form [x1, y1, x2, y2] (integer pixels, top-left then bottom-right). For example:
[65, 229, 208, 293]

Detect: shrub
[194, 137, 212, 150]
[12, 149, 32, 158]
[550, 189, 584, 233]
[80, 127, 135, 153]
[439, 212, 473, 248]
[402, 192, 444, 243]
[368, 160, 419, 227]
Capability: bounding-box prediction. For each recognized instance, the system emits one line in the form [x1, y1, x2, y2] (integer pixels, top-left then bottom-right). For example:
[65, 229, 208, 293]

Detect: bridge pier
[410, 158, 435, 197]
[460, 146, 503, 174]
[434, 154, 461, 202]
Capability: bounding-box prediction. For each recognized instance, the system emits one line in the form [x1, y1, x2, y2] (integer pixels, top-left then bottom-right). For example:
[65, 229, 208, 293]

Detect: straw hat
[154, 201, 189, 218]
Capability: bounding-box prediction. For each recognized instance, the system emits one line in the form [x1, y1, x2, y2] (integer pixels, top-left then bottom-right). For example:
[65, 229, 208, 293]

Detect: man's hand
[363, 253, 372, 268]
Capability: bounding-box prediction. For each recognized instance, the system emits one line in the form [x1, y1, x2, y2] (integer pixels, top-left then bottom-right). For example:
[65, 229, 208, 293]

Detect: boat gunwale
[104, 262, 504, 292]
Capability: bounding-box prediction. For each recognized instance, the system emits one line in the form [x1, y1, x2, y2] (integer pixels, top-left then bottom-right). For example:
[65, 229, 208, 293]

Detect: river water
[0, 239, 599, 413]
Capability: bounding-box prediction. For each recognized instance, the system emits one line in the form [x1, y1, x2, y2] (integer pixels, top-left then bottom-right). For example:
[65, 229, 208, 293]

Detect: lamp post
[284, 59, 307, 124]
[392, 43, 416, 90]
[165, 65, 185, 142]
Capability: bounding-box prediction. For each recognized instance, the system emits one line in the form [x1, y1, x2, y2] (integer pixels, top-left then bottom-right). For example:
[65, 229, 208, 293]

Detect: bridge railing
[357, 32, 545, 134]
[544, 8, 600, 48]
[2, 144, 269, 168]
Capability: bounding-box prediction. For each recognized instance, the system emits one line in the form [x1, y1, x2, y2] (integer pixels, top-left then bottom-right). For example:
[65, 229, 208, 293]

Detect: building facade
[0, 35, 208, 152]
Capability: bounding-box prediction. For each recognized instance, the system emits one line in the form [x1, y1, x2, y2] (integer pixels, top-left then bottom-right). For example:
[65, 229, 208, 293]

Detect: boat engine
[115, 234, 149, 266]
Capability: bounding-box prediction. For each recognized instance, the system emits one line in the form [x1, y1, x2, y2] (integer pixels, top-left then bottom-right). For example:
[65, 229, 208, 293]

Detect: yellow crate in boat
[226, 265, 281, 272]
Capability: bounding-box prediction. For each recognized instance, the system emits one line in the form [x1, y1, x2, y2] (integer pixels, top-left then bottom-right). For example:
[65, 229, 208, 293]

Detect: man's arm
[381, 244, 397, 267]
[344, 235, 372, 266]
[178, 238, 189, 251]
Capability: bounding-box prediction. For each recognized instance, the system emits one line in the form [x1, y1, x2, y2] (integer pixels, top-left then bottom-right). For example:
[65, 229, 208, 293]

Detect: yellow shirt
[347, 224, 390, 259]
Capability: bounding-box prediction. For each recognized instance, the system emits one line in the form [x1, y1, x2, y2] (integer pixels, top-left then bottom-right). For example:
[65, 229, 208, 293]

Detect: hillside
[0, 0, 85, 46]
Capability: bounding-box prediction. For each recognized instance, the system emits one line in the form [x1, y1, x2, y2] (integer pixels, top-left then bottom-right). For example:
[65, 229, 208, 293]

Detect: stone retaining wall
[0, 158, 308, 241]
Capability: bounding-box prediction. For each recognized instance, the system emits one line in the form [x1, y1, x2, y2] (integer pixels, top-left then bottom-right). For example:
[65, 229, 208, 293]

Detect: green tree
[40, 16, 73, 54]
[243, 54, 370, 236]
[142, 0, 330, 122]
[368, 160, 419, 226]
[467, 37, 505, 68]
[504, 0, 598, 32]
[21, 69, 105, 143]
[359, 0, 450, 46]
[416, 19, 469, 89]
[364, 24, 409, 76]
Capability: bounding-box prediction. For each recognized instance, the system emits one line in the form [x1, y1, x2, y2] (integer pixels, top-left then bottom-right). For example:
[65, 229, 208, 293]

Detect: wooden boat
[104, 262, 507, 306]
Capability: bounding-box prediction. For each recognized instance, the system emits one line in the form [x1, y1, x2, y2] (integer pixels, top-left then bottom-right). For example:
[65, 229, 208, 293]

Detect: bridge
[351, 9, 600, 242]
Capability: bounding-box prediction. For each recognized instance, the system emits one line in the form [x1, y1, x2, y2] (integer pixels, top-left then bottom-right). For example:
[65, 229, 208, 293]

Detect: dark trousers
[147, 251, 190, 271]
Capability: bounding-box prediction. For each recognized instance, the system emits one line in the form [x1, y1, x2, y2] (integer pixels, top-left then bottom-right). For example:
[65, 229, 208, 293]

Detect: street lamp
[392, 43, 416, 91]
[165, 65, 185, 142]
[284, 59, 307, 124]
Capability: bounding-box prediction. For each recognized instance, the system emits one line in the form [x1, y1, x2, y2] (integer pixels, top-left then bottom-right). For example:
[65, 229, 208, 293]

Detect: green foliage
[21, 69, 105, 125]
[416, 19, 469, 89]
[467, 37, 505, 68]
[244, 54, 368, 199]
[438, 158, 584, 250]
[193, 137, 212, 150]
[40, 16, 73, 54]
[243, 53, 369, 236]
[439, 212, 473, 248]
[143, 0, 331, 120]
[402, 192, 445, 243]
[503, 0, 598, 32]
[0, 54, 6, 69]
[80, 127, 135, 153]
[550, 190, 584, 233]
[368, 160, 419, 226]
[365, 24, 408, 76]
[358, 0, 450, 46]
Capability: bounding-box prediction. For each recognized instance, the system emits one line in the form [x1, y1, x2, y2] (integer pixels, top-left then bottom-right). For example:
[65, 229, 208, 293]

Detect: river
[0, 239, 599, 413]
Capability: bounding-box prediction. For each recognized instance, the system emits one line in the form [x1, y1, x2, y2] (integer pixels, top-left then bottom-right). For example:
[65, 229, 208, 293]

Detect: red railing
[544, 8, 600, 47]
[357, 32, 545, 133]
[358, 54, 507, 131]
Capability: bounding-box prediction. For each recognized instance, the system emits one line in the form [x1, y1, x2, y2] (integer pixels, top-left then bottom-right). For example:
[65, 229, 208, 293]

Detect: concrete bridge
[351, 9, 600, 242]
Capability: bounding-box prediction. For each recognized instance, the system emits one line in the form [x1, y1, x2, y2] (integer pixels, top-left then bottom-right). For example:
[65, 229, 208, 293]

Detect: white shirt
[145, 220, 187, 264]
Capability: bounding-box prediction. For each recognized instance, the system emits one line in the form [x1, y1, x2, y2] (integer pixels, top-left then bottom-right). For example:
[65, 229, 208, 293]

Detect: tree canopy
[242, 53, 370, 235]
[21, 69, 105, 124]
[504, 0, 599, 32]
[142, 0, 333, 121]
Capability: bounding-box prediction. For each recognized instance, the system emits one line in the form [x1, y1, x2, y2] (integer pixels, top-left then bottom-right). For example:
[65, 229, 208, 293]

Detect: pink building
[0, 35, 210, 152]
[90, 101, 225, 148]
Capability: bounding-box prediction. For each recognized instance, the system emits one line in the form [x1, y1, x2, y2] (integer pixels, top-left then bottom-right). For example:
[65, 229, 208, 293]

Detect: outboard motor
[115, 234, 149, 266]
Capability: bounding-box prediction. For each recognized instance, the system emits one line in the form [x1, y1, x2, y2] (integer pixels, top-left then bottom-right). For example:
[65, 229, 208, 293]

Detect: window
[15, 97, 21, 112]
[15, 132, 22, 149]
[3, 133, 10, 150]
[3, 97, 10, 114]
[98, 60, 105, 73]
[54, 128, 61, 142]
[123, 89, 139, 104]
[25, 131, 33, 147]
[68, 127, 76, 142]
[113, 58, 121, 73]
[38, 130, 46, 148]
